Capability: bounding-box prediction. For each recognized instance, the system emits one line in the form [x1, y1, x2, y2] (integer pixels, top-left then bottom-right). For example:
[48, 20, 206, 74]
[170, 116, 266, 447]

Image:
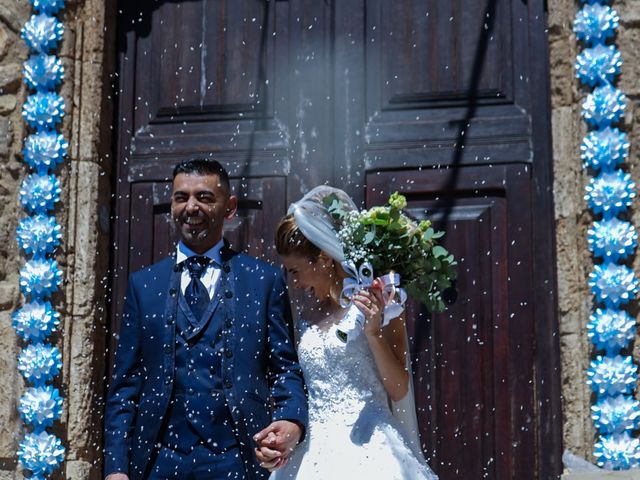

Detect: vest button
[164, 377, 171, 385]
[210, 339, 217, 348]
[188, 388, 194, 395]
[224, 291, 233, 299]
[164, 346, 171, 354]
[225, 320, 232, 328]
[225, 349, 233, 358]
[223, 264, 231, 273]
[167, 316, 174, 325]
[169, 288, 177, 296]
[224, 378, 232, 389]
[173, 265, 180, 272]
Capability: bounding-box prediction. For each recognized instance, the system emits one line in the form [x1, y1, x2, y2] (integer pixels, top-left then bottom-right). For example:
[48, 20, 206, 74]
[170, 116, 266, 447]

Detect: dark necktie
[184, 256, 210, 320]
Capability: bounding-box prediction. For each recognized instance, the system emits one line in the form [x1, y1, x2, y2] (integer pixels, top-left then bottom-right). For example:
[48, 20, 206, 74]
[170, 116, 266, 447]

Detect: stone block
[66, 161, 110, 318]
[0, 279, 18, 310]
[0, 1, 29, 34]
[65, 459, 100, 480]
[619, 27, 640, 97]
[0, 95, 16, 115]
[563, 472, 640, 480]
[0, 64, 20, 95]
[0, 311, 20, 458]
[0, 117, 10, 157]
[0, 22, 11, 61]
[65, 313, 105, 463]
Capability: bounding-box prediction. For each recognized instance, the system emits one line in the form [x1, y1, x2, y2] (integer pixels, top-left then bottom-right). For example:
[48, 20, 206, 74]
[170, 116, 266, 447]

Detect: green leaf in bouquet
[432, 230, 445, 239]
[423, 228, 435, 241]
[363, 229, 376, 245]
[432, 245, 448, 258]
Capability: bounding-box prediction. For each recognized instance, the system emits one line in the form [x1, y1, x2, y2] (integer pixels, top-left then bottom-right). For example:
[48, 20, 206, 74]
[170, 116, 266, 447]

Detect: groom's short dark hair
[173, 158, 231, 192]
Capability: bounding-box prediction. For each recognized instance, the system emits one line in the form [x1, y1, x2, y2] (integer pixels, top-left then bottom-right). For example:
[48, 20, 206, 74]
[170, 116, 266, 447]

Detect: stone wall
[0, 0, 114, 478]
[548, 0, 640, 463]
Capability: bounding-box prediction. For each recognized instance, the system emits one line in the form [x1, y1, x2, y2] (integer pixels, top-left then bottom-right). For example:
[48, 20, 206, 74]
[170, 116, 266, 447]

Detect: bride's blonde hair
[275, 214, 321, 260]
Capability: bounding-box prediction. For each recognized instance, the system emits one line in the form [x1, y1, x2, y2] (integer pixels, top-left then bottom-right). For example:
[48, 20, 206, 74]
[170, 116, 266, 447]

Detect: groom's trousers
[147, 441, 245, 479]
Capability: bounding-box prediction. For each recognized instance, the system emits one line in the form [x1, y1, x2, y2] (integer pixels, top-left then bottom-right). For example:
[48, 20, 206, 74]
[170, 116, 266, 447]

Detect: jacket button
[167, 316, 175, 325]
[173, 265, 180, 272]
[225, 320, 232, 328]
[224, 378, 232, 389]
[223, 264, 231, 273]
[169, 288, 177, 296]
[225, 349, 233, 358]
[164, 346, 171, 354]
[210, 339, 217, 348]
[224, 291, 233, 299]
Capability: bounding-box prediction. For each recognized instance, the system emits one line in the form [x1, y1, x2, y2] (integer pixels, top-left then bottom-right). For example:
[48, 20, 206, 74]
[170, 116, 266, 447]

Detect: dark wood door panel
[362, 0, 533, 169]
[366, 164, 535, 479]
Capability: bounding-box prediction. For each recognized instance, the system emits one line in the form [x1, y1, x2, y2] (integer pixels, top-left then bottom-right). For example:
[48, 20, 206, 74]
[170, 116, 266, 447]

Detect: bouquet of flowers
[325, 191, 457, 314]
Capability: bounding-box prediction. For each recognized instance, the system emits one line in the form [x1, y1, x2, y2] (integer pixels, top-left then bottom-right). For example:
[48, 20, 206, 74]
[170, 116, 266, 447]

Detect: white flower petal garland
[15, 1, 67, 477]
[575, 0, 640, 469]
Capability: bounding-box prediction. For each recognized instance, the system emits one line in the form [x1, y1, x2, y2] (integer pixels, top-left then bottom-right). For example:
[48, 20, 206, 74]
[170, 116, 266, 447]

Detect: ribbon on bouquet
[339, 261, 408, 327]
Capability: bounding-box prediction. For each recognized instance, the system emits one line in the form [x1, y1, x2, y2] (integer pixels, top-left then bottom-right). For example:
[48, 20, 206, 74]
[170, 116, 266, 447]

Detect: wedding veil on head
[287, 186, 357, 263]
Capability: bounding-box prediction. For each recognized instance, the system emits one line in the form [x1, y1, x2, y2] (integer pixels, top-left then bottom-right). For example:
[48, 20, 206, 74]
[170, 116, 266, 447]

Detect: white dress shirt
[176, 239, 224, 300]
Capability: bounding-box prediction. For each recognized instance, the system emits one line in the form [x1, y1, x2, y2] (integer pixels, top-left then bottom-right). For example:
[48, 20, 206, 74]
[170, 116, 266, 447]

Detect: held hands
[254, 420, 303, 472]
[352, 279, 385, 338]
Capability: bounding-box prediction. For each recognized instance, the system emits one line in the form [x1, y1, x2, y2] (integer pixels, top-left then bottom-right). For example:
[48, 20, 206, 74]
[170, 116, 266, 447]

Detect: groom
[104, 159, 307, 479]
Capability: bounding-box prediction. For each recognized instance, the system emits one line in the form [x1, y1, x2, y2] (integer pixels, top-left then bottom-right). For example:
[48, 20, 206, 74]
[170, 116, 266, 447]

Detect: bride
[255, 186, 438, 479]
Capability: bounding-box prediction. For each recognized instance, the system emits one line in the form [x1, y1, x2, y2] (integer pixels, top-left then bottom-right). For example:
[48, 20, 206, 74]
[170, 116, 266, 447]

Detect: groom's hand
[105, 474, 129, 480]
[253, 420, 302, 470]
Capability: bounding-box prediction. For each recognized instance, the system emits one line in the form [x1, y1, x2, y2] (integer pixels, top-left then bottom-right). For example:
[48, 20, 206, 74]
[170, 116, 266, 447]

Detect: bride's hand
[353, 279, 385, 337]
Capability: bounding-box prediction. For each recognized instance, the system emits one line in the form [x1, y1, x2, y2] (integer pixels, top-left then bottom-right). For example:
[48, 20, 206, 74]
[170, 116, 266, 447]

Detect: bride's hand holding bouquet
[325, 191, 457, 334]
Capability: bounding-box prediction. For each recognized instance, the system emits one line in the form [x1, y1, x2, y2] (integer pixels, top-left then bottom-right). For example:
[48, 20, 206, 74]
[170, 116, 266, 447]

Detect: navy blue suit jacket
[104, 246, 308, 479]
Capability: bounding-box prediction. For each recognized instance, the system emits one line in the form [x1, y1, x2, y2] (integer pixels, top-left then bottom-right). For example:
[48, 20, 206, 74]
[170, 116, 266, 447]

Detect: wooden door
[111, 0, 561, 478]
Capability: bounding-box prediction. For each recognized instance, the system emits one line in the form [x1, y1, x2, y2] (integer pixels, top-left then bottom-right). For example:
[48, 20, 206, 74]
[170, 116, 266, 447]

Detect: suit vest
[160, 279, 238, 453]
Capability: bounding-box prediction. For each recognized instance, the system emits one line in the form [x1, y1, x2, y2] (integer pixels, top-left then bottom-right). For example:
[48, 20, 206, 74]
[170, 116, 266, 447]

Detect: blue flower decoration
[16, 214, 62, 257]
[574, 4, 619, 45]
[12, 300, 60, 343]
[585, 170, 635, 219]
[594, 432, 640, 470]
[21, 14, 64, 54]
[19, 386, 63, 430]
[587, 308, 636, 354]
[17, 344, 62, 386]
[22, 92, 65, 130]
[576, 44, 622, 87]
[19, 258, 63, 299]
[23, 54, 64, 91]
[19, 173, 61, 214]
[581, 127, 629, 172]
[23, 131, 68, 172]
[588, 218, 637, 261]
[589, 263, 638, 307]
[592, 395, 640, 435]
[588, 355, 638, 396]
[29, 0, 66, 15]
[582, 84, 626, 127]
[17, 431, 65, 477]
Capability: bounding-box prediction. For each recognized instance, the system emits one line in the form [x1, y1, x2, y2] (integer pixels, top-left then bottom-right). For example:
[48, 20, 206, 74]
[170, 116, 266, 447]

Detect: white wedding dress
[271, 308, 438, 480]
